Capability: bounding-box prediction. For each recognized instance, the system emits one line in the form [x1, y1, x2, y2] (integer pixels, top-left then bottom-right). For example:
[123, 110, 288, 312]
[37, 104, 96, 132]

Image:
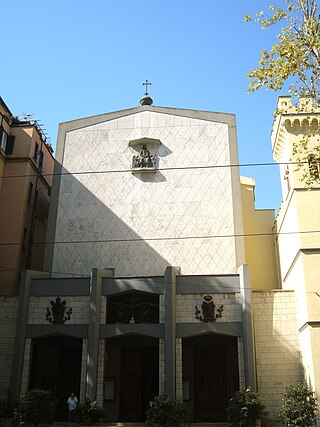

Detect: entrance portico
[13, 265, 255, 423]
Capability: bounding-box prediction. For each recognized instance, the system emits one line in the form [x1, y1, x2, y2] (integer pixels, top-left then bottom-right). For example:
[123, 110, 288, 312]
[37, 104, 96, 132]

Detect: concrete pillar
[159, 338, 165, 394]
[238, 264, 257, 390]
[175, 338, 183, 399]
[20, 338, 32, 395]
[164, 266, 180, 397]
[96, 339, 105, 405]
[86, 269, 103, 401]
[10, 270, 49, 402]
[80, 339, 88, 403]
[86, 269, 113, 401]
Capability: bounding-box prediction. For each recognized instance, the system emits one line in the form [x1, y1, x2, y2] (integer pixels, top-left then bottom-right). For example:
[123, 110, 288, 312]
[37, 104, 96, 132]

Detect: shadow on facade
[45, 163, 177, 278]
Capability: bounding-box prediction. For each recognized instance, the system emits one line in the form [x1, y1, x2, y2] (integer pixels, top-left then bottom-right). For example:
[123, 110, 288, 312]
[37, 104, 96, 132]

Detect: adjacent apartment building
[0, 97, 54, 295]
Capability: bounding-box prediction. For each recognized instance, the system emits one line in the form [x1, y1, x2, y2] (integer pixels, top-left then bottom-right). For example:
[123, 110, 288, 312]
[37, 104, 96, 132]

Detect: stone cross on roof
[142, 79, 152, 95]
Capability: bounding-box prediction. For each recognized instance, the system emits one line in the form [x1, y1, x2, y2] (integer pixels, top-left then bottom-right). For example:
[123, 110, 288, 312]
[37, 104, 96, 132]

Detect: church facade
[1, 95, 319, 425]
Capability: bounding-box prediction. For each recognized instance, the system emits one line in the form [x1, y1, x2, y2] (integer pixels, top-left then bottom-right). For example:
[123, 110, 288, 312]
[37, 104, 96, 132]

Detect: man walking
[67, 393, 78, 422]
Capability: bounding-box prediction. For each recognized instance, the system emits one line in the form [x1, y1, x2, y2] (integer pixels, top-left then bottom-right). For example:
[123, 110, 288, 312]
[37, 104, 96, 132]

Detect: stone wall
[252, 290, 303, 423]
[0, 297, 18, 397]
[52, 110, 242, 277]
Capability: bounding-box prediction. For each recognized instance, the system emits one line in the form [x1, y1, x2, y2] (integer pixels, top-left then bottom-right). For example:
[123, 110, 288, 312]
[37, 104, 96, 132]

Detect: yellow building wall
[252, 290, 303, 420]
[296, 190, 320, 248]
[271, 95, 320, 408]
[240, 176, 278, 290]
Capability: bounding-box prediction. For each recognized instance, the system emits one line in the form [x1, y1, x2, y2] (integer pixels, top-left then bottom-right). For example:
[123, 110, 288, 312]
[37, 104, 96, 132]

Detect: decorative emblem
[107, 293, 159, 324]
[195, 295, 223, 322]
[132, 145, 157, 169]
[46, 297, 72, 324]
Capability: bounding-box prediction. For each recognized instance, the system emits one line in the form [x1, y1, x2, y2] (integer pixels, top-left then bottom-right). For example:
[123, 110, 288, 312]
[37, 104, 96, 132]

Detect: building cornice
[58, 105, 236, 136]
[4, 156, 52, 189]
[271, 96, 320, 162]
[299, 321, 320, 333]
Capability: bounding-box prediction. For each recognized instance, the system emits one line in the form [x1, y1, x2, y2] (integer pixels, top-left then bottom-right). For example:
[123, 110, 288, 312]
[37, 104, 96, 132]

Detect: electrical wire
[0, 159, 313, 180]
[0, 229, 319, 247]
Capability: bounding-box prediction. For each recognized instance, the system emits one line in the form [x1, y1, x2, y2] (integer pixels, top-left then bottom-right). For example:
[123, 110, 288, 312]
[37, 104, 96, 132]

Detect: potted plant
[0, 395, 14, 427]
[279, 382, 318, 427]
[146, 394, 186, 427]
[226, 387, 266, 427]
[15, 389, 55, 427]
[78, 398, 104, 424]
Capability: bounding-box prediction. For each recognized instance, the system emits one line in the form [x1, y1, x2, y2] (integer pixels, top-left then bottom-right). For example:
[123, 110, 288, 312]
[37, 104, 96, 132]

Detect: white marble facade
[50, 108, 244, 277]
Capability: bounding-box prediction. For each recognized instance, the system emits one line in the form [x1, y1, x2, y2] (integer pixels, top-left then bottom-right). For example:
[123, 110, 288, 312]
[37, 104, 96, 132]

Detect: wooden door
[119, 347, 158, 421]
[194, 346, 227, 422]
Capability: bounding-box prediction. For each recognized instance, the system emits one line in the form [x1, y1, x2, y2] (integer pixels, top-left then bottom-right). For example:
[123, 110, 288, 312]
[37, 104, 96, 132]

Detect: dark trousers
[69, 409, 76, 422]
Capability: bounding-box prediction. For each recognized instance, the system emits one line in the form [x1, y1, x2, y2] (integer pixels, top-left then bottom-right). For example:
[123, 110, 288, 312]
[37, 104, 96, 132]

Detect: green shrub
[78, 398, 104, 422]
[226, 387, 266, 427]
[0, 395, 13, 419]
[279, 382, 318, 427]
[15, 389, 55, 427]
[146, 394, 186, 427]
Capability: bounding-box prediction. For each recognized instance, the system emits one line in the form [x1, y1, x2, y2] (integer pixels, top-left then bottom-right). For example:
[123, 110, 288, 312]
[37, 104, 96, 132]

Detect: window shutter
[39, 151, 44, 170]
[5, 135, 15, 155]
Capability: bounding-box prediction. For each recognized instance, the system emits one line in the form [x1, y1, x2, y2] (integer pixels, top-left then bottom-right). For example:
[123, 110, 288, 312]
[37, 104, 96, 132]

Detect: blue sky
[2, 0, 285, 210]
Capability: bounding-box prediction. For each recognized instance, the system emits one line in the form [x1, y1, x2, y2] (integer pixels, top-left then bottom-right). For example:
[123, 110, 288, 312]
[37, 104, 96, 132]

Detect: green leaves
[78, 398, 105, 422]
[247, 1, 320, 188]
[245, 0, 320, 103]
[292, 122, 320, 188]
[226, 387, 266, 427]
[15, 389, 56, 427]
[279, 383, 318, 427]
[146, 394, 186, 427]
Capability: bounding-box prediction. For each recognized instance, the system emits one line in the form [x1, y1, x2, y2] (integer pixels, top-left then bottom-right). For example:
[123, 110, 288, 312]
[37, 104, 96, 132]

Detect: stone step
[52, 424, 230, 427]
[1, 421, 229, 427]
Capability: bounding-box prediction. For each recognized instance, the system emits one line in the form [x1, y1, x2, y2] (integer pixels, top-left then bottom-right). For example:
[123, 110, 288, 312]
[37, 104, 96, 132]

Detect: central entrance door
[120, 346, 158, 421]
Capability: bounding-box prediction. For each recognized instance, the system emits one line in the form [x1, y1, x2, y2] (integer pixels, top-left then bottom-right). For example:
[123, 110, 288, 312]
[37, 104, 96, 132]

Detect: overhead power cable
[0, 229, 319, 247]
[0, 160, 312, 180]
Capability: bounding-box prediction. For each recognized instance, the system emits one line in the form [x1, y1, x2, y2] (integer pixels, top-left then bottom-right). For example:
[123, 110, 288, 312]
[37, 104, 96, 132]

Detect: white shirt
[67, 396, 78, 411]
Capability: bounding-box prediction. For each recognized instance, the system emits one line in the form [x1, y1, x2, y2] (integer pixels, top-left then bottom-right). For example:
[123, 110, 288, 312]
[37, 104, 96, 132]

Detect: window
[5, 135, 15, 155]
[308, 154, 320, 180]
[27, 182, 33, 205]
[22, 228, 28, 250]
[33, 142, 39, 161]
[39, 151, 44, 170]
[0, 127, 8, 152]
[106, 291, 159, 324]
